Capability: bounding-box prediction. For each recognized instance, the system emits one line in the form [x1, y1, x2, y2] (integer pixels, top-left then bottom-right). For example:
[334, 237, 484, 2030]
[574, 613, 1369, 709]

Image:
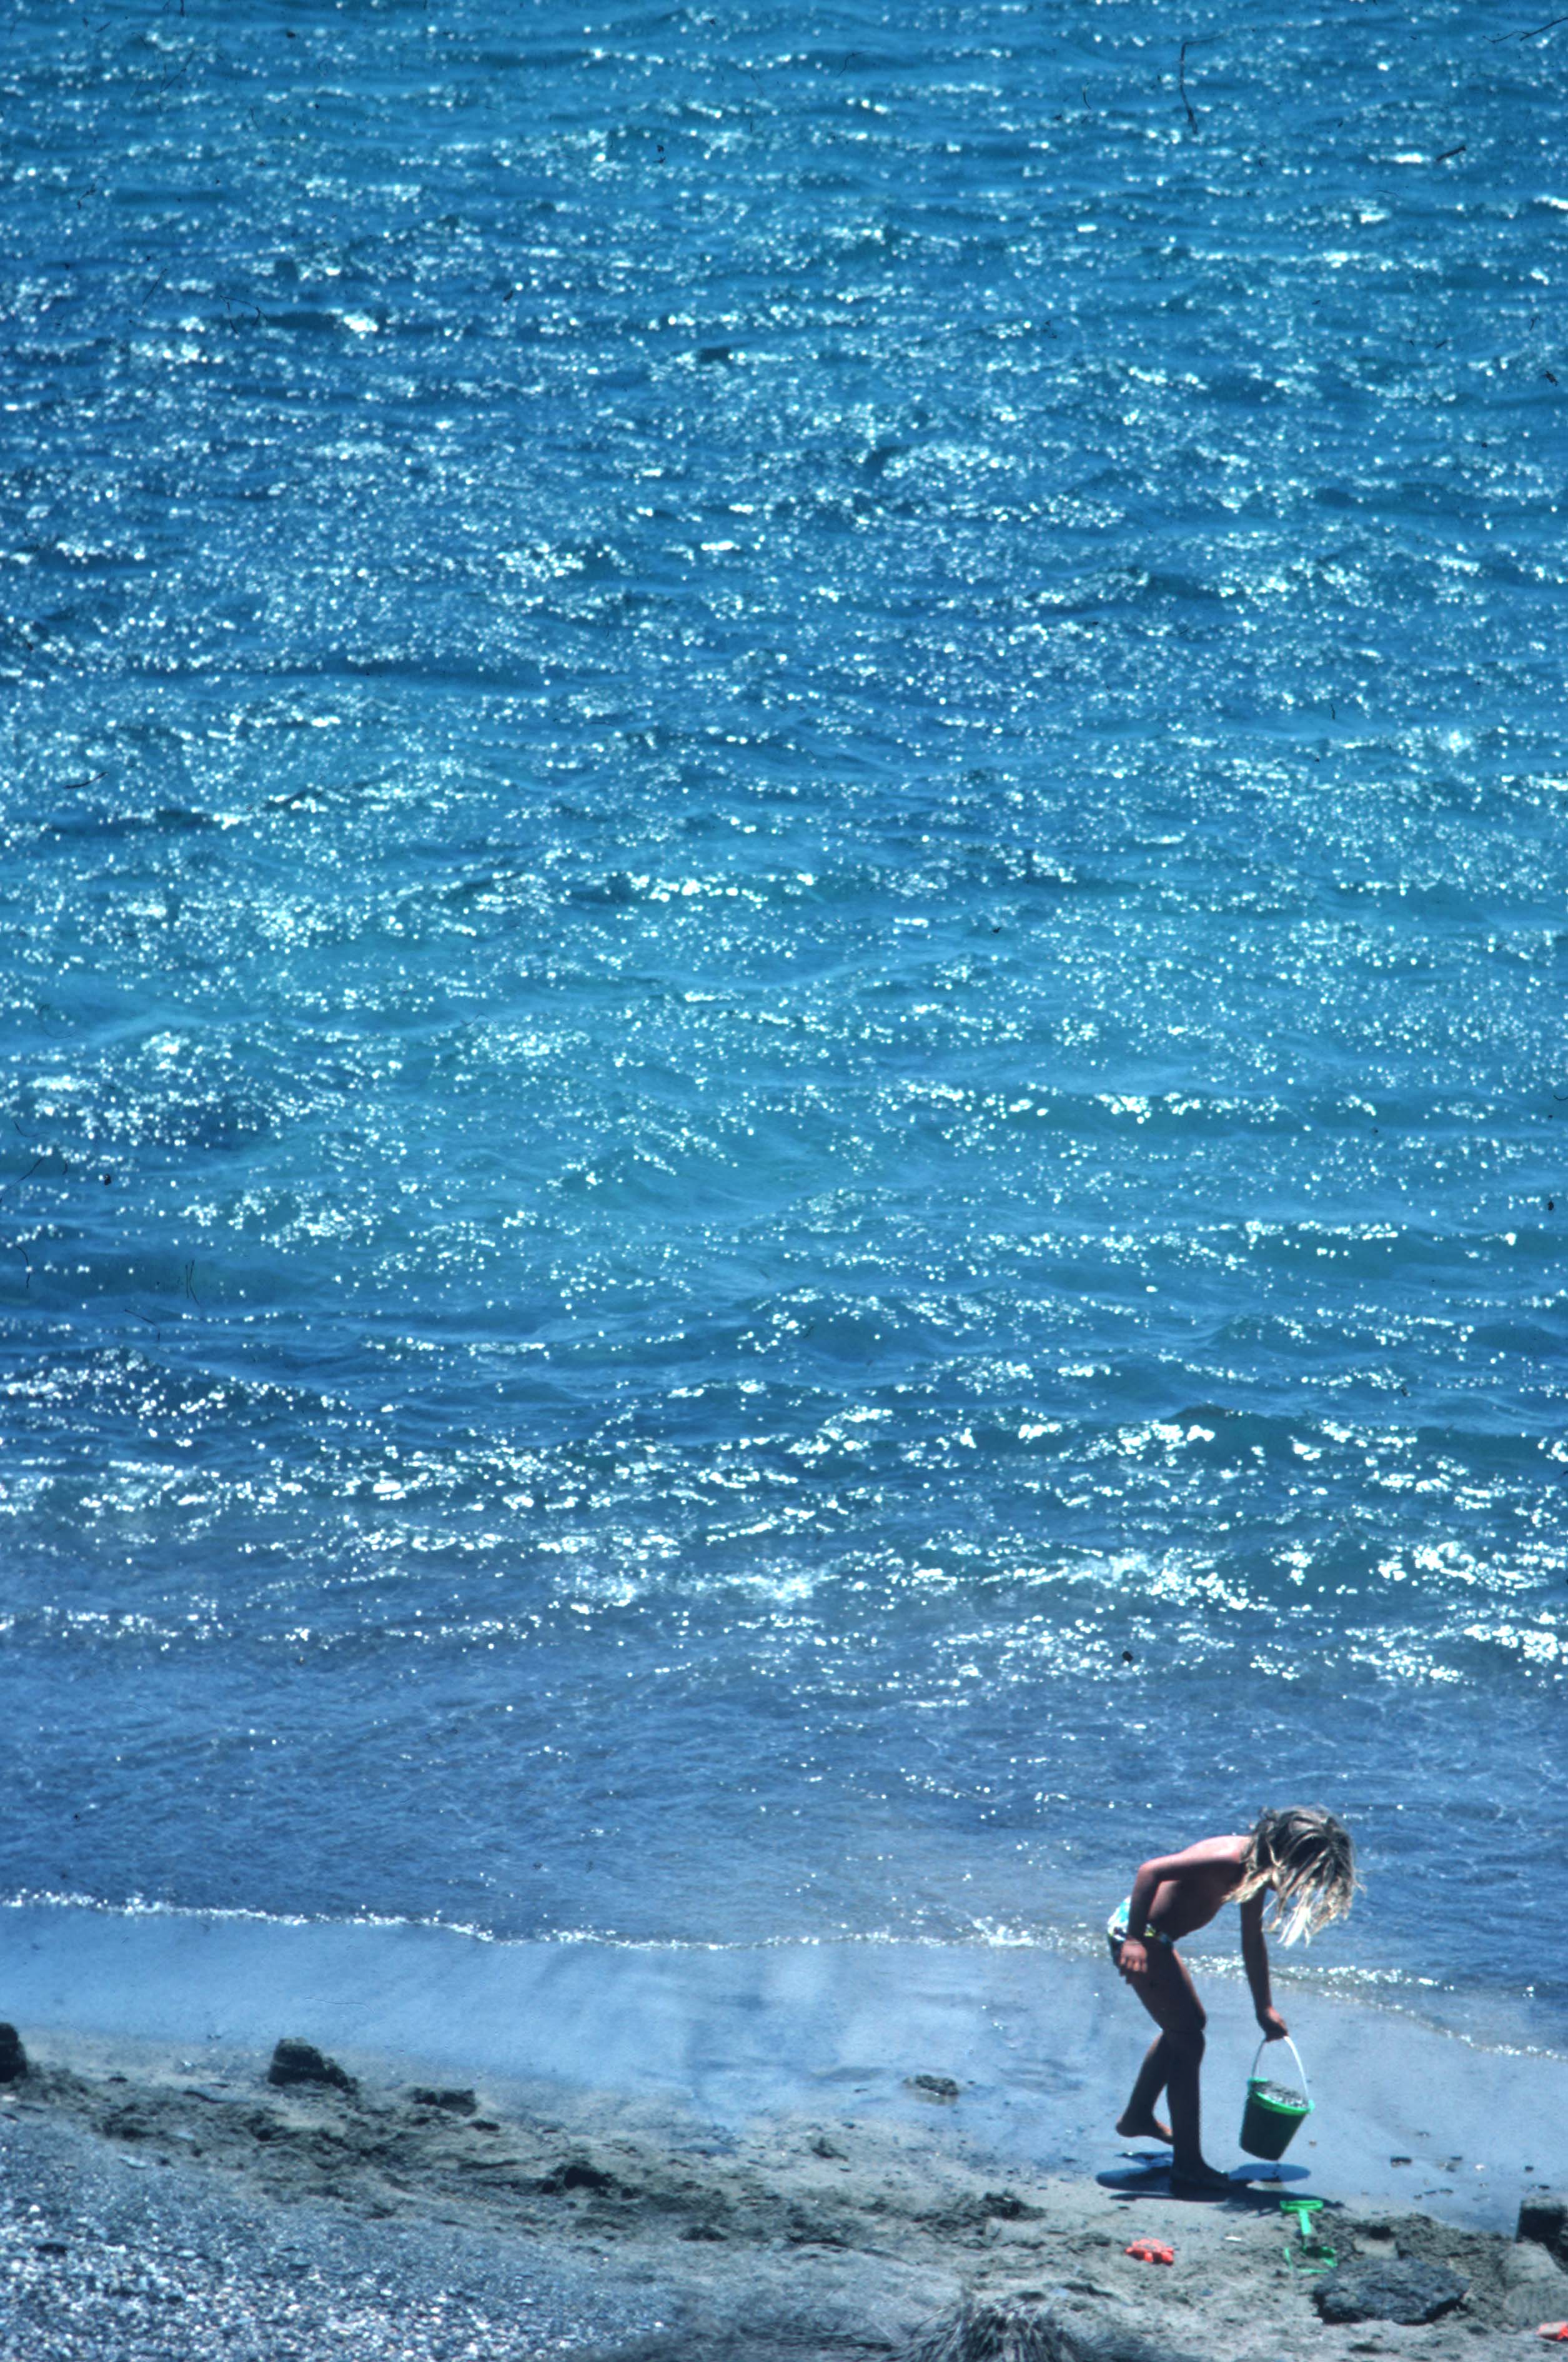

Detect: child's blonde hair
[1236, 1806, 1358, 1946]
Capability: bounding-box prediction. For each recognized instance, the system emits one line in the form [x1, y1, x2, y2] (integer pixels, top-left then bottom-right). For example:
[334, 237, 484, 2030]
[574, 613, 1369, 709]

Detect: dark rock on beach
[266, 2038, 358, 2095]
[539, 2158, 623, 2197]
[1519, 2190, 1568, 2265]
[409, 2085, 477, 2114]
[1314, 2257, 1469, 2325]
[0, 2023, 28, 2083]
[907, 2074, 961, 2103]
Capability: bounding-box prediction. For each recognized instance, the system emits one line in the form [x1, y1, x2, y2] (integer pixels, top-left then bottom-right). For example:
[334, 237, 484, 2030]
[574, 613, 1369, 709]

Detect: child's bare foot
[1168, 2161, 1235, 2196]
[1116, 2109, 1173, 2144]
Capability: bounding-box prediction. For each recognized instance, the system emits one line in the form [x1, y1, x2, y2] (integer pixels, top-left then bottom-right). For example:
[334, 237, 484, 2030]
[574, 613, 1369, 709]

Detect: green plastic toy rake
[1279, 2196, 1336, 2274]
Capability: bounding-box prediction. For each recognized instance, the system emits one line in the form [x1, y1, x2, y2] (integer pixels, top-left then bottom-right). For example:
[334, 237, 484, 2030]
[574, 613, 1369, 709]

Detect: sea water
[1, 0, 1564, 2051]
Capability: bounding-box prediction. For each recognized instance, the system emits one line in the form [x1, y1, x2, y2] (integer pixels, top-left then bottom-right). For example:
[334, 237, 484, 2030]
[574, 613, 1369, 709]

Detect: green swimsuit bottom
[1106, 1897, 1178, 1956]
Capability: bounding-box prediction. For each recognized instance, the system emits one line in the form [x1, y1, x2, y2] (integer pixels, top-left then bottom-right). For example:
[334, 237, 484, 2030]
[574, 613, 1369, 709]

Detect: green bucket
[1239, 2036, 1312, 2161]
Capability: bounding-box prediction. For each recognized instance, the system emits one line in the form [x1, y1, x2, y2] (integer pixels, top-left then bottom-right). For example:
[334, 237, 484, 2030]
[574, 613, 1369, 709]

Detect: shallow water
[4, 1901, 1561, 2229]
[1, 0, 1564, 2043]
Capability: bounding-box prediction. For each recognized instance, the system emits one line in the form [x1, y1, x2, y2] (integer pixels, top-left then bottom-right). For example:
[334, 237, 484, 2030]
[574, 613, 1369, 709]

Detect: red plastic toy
[1535, 2326, 1568, 2343]
[1126, 2238, 1175, 2265]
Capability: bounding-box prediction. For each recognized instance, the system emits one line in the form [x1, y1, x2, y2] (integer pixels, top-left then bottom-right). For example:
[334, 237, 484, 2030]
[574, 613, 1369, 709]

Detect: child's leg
[1117, 2030, 1174, 2143]
[1113, 1945, 1230, 2191]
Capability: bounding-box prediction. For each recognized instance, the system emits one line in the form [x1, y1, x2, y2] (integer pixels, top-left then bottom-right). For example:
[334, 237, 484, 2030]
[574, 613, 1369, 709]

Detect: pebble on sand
[409, 2086, 477, 2114]
[266, 2038, 357, 2095]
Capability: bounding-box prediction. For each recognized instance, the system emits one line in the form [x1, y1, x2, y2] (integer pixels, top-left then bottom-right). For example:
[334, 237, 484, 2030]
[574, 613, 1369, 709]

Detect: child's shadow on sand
[1096, 2158, 1319, 2210]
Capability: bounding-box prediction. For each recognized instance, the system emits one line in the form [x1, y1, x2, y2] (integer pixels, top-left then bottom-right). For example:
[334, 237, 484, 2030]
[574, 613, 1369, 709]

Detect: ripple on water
[0, 0, 1564, 2040]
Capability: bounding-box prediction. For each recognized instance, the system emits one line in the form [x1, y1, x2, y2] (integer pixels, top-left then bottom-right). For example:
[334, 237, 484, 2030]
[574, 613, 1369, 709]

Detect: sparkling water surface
[2, 0, 1566, 2044]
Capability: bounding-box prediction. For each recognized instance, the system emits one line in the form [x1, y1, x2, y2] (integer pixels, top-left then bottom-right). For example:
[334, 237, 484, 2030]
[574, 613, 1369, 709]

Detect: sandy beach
[2, 2026, 1566, 2362]
[2, 1913, 1565, 2359]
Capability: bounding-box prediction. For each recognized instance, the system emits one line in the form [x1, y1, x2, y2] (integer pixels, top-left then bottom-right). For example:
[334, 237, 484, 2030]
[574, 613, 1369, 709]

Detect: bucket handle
[1248, 2033, 1311, 2106]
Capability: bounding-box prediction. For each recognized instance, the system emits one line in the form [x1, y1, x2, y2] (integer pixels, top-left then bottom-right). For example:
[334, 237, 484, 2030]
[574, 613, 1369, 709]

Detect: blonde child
[1108, 1806, 1357, 2194]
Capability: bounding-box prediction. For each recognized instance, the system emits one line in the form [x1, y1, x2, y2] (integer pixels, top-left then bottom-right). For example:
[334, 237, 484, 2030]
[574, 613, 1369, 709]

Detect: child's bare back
[1131, 1833, 1251, 1943]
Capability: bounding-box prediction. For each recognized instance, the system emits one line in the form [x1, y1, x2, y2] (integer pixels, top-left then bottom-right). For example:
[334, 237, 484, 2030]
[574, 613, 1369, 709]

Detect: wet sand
[3, 1904, 1564, 2233]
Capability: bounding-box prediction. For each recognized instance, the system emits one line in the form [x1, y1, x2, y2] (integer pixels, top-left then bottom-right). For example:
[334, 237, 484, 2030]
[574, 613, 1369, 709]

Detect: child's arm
[1239, 1891, 1288, 2038]
[1116, 1836, 1245, 1978]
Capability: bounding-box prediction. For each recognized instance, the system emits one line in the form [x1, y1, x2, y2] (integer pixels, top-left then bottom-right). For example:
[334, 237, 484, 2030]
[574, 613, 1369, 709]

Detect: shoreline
[9, 1891, 1558, 2062]
[1, 2018, 1564, 2361]
[3, 1902, 1564, 2234]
